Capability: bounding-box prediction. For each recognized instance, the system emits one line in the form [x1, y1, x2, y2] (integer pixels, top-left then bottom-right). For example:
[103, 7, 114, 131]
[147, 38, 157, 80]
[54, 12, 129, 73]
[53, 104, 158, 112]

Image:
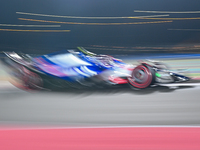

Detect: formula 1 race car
[0, 47, 190, 91]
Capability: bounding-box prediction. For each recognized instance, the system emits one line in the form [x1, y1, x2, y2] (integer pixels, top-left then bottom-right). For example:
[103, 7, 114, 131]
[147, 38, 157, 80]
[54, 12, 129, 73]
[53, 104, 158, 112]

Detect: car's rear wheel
[127, 65, 154, 89]
[9, 66, 43, 90]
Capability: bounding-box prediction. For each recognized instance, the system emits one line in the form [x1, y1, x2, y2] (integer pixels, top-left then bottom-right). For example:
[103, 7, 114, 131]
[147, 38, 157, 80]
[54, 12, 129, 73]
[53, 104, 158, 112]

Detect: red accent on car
[109, 76, 128, 84]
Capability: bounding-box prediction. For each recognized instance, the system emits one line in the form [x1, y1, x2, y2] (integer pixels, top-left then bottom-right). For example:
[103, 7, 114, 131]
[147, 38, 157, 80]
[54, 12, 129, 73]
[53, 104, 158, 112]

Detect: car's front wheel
[127, 65, 154, 89]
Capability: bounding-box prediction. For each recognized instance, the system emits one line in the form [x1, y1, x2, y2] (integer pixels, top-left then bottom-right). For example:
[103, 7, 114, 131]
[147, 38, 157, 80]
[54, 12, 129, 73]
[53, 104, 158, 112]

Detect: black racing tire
[127, 65, 154, 89]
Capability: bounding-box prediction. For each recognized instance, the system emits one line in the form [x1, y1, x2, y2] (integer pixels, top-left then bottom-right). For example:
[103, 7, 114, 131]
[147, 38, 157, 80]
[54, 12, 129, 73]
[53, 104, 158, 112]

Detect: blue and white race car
[1, 47, 190, 91]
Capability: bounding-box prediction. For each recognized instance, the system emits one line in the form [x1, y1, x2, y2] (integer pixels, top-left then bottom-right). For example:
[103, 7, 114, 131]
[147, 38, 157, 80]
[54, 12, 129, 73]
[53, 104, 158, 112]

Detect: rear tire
[10, 66, 43, 91]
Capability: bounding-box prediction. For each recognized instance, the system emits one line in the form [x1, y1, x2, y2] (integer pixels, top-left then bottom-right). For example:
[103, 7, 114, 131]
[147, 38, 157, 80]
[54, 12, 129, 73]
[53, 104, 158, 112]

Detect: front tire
[127, 65, 154, 89]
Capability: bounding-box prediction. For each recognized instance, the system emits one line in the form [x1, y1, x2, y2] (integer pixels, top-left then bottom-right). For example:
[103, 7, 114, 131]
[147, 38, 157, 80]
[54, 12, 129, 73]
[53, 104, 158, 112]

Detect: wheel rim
[128, 65, 152, 88]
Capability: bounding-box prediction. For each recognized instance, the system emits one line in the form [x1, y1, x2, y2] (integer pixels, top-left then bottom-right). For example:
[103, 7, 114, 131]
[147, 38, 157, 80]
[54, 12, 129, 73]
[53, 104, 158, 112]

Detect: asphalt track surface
[0, 81, 200, 127]
[0, 58, 200, 150]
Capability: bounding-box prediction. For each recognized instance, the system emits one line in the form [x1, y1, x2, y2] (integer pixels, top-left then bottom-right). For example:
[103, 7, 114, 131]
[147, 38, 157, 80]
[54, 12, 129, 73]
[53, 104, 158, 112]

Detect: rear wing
[1, 52, 45, 74]
[2, 51, 31, 66]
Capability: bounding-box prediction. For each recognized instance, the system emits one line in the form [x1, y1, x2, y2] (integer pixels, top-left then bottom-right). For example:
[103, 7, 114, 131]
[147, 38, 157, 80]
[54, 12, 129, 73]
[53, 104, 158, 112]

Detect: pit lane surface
[0, 81, 200, 127]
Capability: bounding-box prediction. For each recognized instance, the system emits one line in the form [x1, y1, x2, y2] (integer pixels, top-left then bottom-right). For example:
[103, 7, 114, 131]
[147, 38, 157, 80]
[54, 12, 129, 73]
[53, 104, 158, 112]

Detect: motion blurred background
[1, 0, 200, 79]
[0, 0, 200, 55]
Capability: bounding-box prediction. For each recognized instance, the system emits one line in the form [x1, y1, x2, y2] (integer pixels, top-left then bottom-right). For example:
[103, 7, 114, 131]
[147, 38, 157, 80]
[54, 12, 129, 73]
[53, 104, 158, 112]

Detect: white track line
[1, 125, 200, 131]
